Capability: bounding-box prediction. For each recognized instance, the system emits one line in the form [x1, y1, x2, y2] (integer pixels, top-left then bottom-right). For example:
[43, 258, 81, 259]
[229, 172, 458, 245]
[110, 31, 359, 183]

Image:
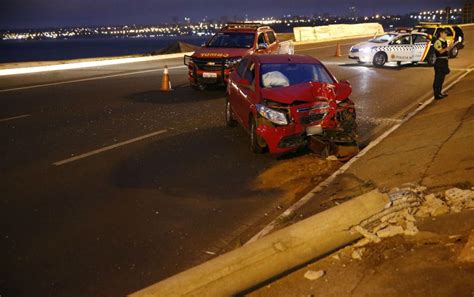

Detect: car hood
[193, 47, 253, 59]
[260, 82, 336, 105]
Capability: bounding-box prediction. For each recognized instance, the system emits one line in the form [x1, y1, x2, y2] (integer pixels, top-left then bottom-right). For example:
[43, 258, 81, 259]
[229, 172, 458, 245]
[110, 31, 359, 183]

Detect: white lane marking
[53, 129, 167, 166]
[296, 42, 356, 52]
[0, 114, 31, 122]
[246, 68, 473, 245]
[0, 65, 187, 93]
[0, 52, 193, 76]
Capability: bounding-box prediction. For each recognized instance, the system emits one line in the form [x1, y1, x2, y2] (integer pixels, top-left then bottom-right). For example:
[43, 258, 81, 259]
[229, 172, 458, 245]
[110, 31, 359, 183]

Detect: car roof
[248, 54, 321, 64]
[219, 28, 259, 33]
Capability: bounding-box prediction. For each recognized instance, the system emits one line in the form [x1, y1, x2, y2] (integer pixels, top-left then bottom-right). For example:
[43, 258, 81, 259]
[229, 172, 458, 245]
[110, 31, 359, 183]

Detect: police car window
[443, 28, 454, 36]
[237, 59, 249, 78]
[412, 34, 427, 44]
[370, 34, 397, 43]
[258, 33, 266, 45]
[244, 62, 256, 84]
[266, 31, 276, 44]
[392, 35, 410, 45]
[416, 28, 435, 36]
[260, 63, 334, 88]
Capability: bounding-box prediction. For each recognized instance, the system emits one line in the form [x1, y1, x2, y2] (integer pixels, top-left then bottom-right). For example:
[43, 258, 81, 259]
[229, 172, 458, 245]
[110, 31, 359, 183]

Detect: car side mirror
[238, 78, 251, 87]
[335, 80, 352, 101]
[258, 43, 268, 50]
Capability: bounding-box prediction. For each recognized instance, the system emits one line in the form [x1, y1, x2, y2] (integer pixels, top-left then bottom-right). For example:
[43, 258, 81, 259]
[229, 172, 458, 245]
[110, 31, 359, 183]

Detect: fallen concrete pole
[130, 190, 390, 297]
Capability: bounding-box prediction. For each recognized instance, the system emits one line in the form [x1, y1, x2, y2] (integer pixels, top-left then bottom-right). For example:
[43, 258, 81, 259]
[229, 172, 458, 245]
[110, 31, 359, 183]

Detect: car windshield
[369, 34, 397, 43]
[260, 63, 334, 88]
[207, 32, 255, 48]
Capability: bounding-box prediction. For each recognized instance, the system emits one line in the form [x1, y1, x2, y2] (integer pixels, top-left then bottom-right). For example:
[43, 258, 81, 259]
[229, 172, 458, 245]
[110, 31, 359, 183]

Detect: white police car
[349, 32, 435, 67]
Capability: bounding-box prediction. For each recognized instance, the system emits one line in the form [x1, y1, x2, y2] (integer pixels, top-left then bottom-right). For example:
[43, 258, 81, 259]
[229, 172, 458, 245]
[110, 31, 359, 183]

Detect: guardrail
[0, 52, 194, 76]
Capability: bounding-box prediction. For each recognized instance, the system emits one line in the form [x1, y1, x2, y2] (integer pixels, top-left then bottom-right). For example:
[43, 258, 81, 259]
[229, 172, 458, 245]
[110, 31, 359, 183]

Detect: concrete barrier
[278, 40, 295, 54]
[130, 190, 390, 297]
[293, 22, 384, 42]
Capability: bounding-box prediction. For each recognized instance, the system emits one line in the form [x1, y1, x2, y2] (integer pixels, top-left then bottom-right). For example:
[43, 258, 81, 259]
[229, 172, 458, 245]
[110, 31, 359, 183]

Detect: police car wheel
[450, 46, 459, 58]
[373, 52, 387, 67]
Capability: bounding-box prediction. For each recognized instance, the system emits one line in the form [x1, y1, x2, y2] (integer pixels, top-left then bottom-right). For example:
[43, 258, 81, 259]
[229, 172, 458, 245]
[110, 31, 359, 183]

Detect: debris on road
[351, 248, 365, 260]
[303, 270, 325, 281]
[445, 188, 474, 213]
[458, 229, 474, 263]
[350, 185, 474, 249]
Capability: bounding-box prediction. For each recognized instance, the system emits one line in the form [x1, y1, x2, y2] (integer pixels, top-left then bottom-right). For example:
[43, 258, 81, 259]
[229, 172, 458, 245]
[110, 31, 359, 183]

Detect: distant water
[0, 36, 209, 63]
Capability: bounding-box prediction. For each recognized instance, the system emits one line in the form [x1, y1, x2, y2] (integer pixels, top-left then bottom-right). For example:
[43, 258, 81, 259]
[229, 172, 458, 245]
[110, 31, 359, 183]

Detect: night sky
[1, 0, 463, 29]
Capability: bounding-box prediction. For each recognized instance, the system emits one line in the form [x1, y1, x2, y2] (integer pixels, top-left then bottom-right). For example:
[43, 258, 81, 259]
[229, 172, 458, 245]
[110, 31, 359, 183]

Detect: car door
[411, 34, 430, 62]
[237, 60, 258, 129]
[229, 58, 250, 124]
[256, 33, 270, 54]
[265, 31, 279, 53]
[386, 34, 412, 62]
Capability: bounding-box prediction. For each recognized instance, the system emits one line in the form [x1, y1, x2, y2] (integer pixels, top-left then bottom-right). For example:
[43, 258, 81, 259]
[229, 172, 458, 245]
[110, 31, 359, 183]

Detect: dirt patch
[252, 154, 341, 206]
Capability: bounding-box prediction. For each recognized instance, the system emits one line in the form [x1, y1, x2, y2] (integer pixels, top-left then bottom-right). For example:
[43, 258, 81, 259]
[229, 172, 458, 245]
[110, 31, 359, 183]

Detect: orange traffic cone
[160, 65, 172, 91]
[335, 43, 342, 57]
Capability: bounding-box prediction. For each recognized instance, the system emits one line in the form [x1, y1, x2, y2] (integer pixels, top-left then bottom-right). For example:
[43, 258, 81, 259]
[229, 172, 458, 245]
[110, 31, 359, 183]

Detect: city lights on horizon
[1, 7, 464, 41]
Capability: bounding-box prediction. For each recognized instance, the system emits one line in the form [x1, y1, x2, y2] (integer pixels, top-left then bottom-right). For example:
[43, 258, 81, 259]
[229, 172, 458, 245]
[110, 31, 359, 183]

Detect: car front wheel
[373, 52, 387, 67]
[250, 117, 266, 154]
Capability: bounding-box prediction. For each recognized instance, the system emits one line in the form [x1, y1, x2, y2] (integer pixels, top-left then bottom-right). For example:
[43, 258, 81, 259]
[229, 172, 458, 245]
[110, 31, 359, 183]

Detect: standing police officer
[433, 28, 454, 100]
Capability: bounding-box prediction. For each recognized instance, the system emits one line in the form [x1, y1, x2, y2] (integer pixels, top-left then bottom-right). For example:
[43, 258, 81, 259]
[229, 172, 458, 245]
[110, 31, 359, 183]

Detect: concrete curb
[0, 52, 194, 76]
[129, 190, 390, 297]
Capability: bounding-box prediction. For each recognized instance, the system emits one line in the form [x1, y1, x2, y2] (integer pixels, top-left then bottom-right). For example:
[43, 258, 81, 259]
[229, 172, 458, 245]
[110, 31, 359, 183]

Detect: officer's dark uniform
[433, 34, 450, 99]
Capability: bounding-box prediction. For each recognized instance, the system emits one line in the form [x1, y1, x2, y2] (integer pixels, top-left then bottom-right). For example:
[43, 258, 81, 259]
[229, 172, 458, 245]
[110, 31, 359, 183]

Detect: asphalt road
[1, 29, 473, 297]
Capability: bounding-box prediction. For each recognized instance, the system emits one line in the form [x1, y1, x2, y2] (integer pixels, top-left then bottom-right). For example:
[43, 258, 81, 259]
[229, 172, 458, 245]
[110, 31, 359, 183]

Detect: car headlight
[313, 101, 330, 110]
[256, 104, 288, 125]
[360, 47, 372, 53]
[226, 57, 242, 67]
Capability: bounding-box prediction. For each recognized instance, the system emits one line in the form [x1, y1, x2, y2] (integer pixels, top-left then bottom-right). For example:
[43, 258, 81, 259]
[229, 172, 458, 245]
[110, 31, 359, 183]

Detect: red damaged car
[225, 54, 357, 155]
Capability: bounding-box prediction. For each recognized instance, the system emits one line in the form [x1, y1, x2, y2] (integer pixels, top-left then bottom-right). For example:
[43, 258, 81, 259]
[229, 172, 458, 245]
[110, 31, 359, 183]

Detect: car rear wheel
[225, 97, 237, 127]
[450, 45, 459, 58]
[191, 83, 206, 91]
[373, 52, 387, 67]
[250, 117, 266, 154]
